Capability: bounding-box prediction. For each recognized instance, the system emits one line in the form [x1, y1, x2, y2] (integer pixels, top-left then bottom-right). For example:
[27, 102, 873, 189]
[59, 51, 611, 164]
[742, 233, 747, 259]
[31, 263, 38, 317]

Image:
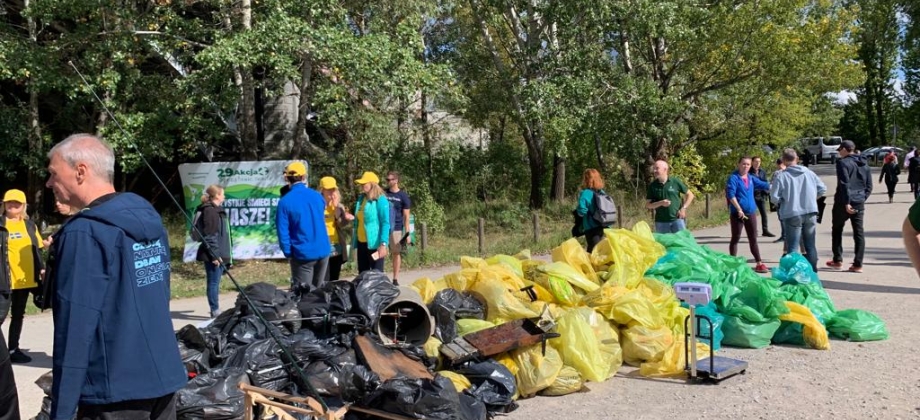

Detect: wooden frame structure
[240, 383, 413, 420]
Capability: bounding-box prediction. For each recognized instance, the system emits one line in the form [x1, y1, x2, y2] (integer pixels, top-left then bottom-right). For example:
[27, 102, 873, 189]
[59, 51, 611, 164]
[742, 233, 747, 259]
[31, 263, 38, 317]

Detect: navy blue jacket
[50, 193, 186, 419]
[276, 183, 331, 261]
[726, 170, 770, 216]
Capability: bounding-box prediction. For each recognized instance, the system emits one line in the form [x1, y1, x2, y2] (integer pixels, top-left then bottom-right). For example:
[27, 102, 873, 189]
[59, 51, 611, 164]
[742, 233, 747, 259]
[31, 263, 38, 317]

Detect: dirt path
[11, 163, 920, 419]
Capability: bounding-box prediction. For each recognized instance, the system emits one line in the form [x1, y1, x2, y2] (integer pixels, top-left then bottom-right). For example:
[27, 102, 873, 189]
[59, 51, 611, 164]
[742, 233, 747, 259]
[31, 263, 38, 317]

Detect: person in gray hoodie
[770, 148, 827, 272]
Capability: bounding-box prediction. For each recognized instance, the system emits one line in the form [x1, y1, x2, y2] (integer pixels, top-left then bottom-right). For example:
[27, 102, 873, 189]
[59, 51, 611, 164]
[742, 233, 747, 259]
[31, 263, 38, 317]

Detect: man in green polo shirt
[646, 160, 695, 233]
[903, 198, 920, 278]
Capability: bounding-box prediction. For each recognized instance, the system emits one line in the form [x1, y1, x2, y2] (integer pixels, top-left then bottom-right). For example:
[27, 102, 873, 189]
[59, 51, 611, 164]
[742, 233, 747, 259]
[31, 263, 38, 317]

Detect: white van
[801, 136, 842, 163]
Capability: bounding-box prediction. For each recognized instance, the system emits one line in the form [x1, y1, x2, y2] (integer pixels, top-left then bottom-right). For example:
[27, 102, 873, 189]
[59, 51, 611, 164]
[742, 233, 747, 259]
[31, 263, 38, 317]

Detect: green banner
[178, 160, 308, 262]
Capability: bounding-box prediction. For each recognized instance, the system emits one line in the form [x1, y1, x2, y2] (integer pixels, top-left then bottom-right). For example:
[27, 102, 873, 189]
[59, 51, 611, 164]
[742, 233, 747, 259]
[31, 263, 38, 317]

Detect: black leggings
[886, 180, 897, 200]
[326, 254, 345, 282]
[729, 213, 762, 262]
[585, 227, 605, 253]
[7, 288, 36, 351]
[755, 198, 769, 231]
[356, 242, 385, 273]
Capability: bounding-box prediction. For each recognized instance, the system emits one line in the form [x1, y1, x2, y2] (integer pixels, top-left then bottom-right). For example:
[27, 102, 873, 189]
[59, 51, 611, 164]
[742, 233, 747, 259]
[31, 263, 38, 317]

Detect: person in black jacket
[196, 184, 232, 318]
[908, 153, 920, 200]
[879, 157, 900, 203]
[0, 220, 18, 420]
[828, 140, 872, 273]
[751, 157, 775, 237]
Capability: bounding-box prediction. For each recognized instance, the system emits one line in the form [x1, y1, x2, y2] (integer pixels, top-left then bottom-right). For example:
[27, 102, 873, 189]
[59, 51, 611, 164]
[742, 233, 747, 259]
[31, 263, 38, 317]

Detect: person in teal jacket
[353, 171, 391, 274]
[575, 168, 607, 252]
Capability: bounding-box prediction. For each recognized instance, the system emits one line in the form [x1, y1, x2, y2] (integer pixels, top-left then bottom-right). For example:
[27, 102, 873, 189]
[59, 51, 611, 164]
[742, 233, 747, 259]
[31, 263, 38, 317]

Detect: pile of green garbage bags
[409, 222, 888, 400]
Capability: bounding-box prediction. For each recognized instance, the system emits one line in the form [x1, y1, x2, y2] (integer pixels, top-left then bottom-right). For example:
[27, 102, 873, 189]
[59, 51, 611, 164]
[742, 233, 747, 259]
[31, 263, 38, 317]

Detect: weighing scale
[675, 282, 748, 383]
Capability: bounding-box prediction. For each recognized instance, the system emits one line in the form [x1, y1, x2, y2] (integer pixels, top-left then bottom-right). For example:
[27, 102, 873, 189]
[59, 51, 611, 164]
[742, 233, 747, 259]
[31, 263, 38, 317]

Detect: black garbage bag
[235, 282, 298, 327]
[228, 315, 285, 346]
[221, 339, 290, 392]
[363, 376, 484, 420]
[428, 289, 486, 343]
[286, 329, 349, 362]
[298, 280, 360, 333]
[459, 391, 488, 420]
[301, 350, 381, 402]
[33, 371, 56, 420]
[455, 361, 518, 414]
[177, 325, 212, 375]
[352, 270, 399, 326]
[176, 367, 250, 420]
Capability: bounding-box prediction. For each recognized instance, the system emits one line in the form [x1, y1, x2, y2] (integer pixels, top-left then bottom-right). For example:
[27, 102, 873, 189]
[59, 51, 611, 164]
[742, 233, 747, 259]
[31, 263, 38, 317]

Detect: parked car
[800, 136, 843, 163]
[865, 146, 904, 164]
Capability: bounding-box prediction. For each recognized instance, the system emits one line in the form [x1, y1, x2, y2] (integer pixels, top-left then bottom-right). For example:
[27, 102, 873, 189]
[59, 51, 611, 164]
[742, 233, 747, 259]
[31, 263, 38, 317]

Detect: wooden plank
[463, 319, 547, 357]
[350, 406, 418, 420]
[354, 335, 434, 381]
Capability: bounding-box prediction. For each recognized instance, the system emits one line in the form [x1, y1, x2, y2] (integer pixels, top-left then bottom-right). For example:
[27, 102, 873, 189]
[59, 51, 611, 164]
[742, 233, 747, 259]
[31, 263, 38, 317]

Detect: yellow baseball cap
[3, 189, 26, 203]
[354, 171, 379, 185]
[284, 161, 307, 177]
[319, 176, 338, 190]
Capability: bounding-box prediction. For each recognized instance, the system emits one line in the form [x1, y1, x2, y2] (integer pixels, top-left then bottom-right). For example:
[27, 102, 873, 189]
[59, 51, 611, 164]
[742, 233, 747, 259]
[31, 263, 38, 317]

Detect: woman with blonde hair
[353, 172, 390, 275]
[194, 184, 232, 318]
[0, 189, 43, 364]
[575, 169, 607, 252]
[320, 176, 354, 282]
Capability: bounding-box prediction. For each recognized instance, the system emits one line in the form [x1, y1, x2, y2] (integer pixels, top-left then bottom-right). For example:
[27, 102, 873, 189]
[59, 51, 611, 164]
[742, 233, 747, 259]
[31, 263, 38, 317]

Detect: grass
[25, 191, 731, 313]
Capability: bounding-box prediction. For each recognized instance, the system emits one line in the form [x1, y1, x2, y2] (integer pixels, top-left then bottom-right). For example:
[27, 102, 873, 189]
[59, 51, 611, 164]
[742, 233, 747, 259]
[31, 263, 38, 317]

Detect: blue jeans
[781, 213, 818, 271]
[655, 219, 687, 234]
[204, 261, 225, 313]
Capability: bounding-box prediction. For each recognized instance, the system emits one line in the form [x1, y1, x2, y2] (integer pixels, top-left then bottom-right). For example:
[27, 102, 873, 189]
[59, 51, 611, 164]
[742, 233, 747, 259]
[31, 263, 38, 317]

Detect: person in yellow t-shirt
[1, 189, 44, 364]
[320, 177, 354, 282]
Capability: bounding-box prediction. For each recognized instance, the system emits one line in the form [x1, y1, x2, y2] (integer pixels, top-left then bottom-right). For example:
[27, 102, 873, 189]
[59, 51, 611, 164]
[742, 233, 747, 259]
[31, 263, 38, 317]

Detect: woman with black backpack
[195, 185, 233, 318]
[575, 169, 609, 252]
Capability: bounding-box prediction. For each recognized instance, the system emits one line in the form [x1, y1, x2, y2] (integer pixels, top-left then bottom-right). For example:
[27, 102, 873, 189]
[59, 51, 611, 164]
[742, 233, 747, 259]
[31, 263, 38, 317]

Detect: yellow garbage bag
[424, 336, 443, 358]
[457, 319, 495, 336]
[638, 278, 678, 307]
[610, 289, 664, 328]
[538, 262, 600, 293]
[470, 277, 538, 323]
[593, 317, 623, 375]
[521, 259, 544, 282]
[551, 238, 600, 285]
[620, 325, 674, 366]
[581, 284, 630, 320]
[437, 371, 471, 392]
[480, 264, 527, 290]
[660, 302, 690, 336]
[512, 345, 564, 396]
[486, 254, 524, 278]
[539, 365, 584, 396]
[514, 249, 532, 260]
[639, 339, 711, 378]
[518, 280, 555, 304]
[410, 277, 438, 305]
[534, 271, 581, 307]
[778, 301, 831, 350]
[460, 256, 487, 269]
[551, 308, 612, 382]
[599, 223, 666, 289]
[443, 268, 479, 291]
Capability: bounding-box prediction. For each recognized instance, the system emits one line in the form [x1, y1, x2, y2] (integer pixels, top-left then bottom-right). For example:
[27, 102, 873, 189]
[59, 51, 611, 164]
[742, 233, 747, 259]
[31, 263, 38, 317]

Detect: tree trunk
[224, 0, 258, 160]
[524, 126, 546, 209]
[25, 0, 43, 220]
[594, 130, 604, 171]
[291, 53, 314, 158]
[550, 152, 565, 202]
[874, 82, 887, 146]
[420, 89, 433, 191]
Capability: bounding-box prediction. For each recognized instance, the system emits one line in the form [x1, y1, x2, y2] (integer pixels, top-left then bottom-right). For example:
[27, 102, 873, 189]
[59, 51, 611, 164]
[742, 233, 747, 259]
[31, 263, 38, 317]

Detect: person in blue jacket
[45, 134, 186, 419]
[353, 172, 390, 274]
[726, 156, 771, 273]
[575, 168, 607, 252]
[276, 161, 330, 294]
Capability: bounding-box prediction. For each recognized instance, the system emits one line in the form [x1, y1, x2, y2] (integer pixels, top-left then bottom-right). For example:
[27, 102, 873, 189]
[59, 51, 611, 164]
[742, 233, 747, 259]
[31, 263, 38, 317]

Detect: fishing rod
[67, 61, 329, 411]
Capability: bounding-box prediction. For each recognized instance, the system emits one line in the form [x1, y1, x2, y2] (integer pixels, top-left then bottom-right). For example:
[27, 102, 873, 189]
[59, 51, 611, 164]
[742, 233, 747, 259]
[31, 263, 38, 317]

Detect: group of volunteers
[193, 162, 413, 317]
[575, 140, 874, 276]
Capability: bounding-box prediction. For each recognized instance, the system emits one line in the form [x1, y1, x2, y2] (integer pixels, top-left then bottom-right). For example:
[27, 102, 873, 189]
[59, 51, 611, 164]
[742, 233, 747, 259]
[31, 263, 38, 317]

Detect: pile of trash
[32, 222, 890, 420]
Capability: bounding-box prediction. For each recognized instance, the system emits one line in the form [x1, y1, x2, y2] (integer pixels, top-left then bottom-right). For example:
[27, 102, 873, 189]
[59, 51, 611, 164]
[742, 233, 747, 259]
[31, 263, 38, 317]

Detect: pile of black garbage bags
[172, 271, 518, 420]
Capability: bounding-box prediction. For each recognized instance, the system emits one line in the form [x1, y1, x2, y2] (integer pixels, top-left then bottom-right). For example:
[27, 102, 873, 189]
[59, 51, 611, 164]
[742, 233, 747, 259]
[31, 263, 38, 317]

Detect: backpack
[590, 190, 618, 227]
[189, 209, 204, 242]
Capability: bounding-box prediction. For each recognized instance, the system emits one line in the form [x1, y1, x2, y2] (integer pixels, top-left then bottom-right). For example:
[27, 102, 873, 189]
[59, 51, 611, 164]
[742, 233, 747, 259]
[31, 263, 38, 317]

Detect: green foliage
[407, 181, 446, 234]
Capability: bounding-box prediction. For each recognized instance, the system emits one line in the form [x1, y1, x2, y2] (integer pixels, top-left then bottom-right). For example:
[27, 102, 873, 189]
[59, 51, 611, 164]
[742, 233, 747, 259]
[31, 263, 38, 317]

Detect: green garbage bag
[826, 309, 889, 341]
[779, 281, 836, 323]
[721, 315, 781, 349]
[694, 303, 725, 351]
[771, 253, 819, 285]
[722, 279, 789, 322]
[771, 321, 805, 345]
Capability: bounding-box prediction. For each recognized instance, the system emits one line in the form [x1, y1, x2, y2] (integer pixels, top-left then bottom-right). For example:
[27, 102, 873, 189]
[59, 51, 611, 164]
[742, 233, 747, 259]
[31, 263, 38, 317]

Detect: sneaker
[762, 231, 775, 237]
[211, 309, 220, 319]
[392, 279, 399, 286]
[847, 265, 863, 273]
[754, 263, 770, 273]
[826, 260, 843, 269]
[9, 348, 32, 364]
[772, 237, 784, 243]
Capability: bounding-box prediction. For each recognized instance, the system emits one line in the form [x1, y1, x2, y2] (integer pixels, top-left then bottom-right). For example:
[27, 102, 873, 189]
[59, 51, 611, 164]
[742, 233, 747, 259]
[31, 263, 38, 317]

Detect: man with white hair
[770, 148, 826, 272]
[646, 160, 695, 233]
[45, 134, 185, 419]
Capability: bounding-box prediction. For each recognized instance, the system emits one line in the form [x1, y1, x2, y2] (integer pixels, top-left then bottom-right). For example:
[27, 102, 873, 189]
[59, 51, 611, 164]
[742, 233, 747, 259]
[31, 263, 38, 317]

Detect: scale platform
[688, 355, 748, 382]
